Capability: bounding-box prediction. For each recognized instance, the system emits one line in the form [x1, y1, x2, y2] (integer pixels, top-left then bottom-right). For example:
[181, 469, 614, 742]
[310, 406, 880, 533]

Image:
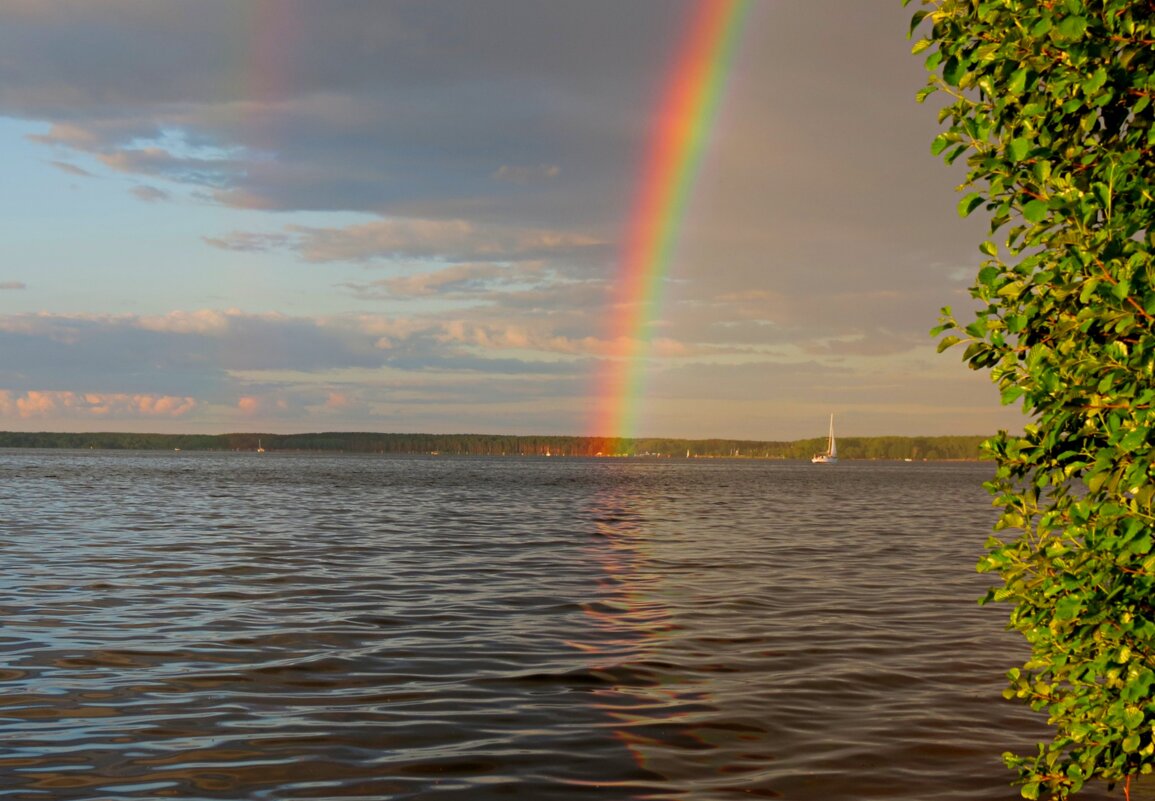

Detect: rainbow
[589, 0, 752, 442]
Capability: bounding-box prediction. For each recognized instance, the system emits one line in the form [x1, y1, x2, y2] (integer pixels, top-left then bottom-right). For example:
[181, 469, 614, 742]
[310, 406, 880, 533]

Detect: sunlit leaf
[1008, 138, 1031, 162]
[1022, 199, 1049, 223]
[1056, 15, 1088, 41]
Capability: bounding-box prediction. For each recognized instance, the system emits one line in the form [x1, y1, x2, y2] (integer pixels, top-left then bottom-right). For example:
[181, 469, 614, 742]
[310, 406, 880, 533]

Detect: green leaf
[931, 133, 952, 156]
[1056, 15, 1088, 41]
[980, 240, 998, 257]
[1022, 199, 1049, 223]
[937, 335, 962, 353]
[1119, 429, 1147, 452]
[1055, 595, 1082, 621]
[908, 9, 930, 38]
[959, 193, 985, 217]
[1008, 68, 1029, 96]
[943, 56, 966, 87]
[1002, 385, 1025, 404]
[1083, 67, 1108, 95]
[1008, 137, 1031, 162]
[944, 144, 967, 165]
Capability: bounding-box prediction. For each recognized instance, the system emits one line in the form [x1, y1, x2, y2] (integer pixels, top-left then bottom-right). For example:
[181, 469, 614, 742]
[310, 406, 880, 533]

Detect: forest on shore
[0, 430, 989, 461]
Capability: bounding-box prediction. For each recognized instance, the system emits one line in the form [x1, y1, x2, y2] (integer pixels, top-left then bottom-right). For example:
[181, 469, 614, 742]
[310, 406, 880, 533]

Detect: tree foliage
[908, 0, 1155, 796]
[0, 430, 986, 460]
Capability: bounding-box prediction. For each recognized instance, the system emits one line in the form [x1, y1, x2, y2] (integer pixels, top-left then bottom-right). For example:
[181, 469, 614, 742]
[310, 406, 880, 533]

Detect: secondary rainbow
[589, 0, 752, 442]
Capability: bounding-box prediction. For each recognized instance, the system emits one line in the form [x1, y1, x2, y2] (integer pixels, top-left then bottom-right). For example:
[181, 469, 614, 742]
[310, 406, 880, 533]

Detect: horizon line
[0, 429, 998, 443]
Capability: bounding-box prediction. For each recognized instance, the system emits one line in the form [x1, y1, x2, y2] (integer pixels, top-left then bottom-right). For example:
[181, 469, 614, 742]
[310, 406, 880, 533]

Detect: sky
[0, 0, 1026, 440]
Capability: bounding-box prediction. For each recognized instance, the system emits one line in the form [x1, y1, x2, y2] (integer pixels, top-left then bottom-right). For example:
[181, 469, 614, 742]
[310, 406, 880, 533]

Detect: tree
[907, 0, 1155, 797]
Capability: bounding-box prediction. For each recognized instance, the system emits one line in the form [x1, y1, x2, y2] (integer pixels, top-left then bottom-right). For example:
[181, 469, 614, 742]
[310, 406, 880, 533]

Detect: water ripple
[0, 452, 1147, 799]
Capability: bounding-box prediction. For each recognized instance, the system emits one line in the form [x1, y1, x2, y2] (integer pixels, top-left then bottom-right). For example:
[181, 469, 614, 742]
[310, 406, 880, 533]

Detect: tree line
[0, 430, 988, 460]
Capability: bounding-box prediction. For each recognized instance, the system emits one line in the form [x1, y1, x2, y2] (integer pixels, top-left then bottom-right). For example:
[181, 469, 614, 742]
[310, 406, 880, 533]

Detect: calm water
[0, 451, 1136, 800]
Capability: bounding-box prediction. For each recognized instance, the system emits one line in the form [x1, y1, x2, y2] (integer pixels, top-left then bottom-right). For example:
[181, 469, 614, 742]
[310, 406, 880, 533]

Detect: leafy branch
[908, 0, 1155, 797]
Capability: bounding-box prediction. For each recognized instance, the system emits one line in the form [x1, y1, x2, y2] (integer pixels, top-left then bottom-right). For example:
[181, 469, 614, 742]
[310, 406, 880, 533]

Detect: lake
[0, 451, 1137, 799]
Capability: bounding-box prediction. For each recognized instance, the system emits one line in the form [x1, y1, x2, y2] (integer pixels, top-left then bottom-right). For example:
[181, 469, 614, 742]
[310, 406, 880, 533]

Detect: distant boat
[257, 439, 265, 454]
[811, 415, 839, 464]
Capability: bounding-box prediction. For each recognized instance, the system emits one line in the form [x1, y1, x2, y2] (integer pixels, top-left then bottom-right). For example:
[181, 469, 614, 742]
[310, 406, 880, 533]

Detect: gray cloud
[1, 1, 977, 276]
[286, 219, 609, 264]
[0, 1, 678, 226]
[341, 262, 519, 300]
[202, 231, 292, 253]
[49, 160, 93, 177]
[130, 184, 170, 202]
[0, 309, 590, 391]
[492, 164, 561, 185]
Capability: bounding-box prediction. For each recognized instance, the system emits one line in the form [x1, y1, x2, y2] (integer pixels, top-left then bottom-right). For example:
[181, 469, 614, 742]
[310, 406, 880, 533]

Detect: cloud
[0, 282, 26, 290]
[343, 262, 514, 299]
[235, 394, 298, 418]
[0, 390, 196, 419]
[323, 391, 352, 409]
[0, 1, 683, 232]
[206, 218, 608, 265]
[49, 160, 93, 178]
[202, 231, 291, 253]
[134, 309, 234, 335]
[130, 184, 170, 202]
[0, 308, 603, 396]
[98, 146, 239, 188]
[492, 163, 561, 185]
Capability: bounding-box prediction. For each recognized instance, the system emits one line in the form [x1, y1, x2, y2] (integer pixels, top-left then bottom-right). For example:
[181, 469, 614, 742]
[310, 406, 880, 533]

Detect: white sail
[811, 414, 838, 464]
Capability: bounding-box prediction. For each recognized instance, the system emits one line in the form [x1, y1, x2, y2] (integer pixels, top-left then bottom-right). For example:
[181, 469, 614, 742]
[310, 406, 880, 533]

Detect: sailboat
[811, 414, 838, 464]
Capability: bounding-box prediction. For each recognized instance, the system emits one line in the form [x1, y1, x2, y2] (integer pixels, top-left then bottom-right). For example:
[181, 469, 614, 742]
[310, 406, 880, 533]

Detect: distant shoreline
[0, 431, 991, 461]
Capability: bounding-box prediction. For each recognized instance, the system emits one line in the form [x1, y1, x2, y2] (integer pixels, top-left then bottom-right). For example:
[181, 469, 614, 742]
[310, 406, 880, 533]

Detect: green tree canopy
[909, 0, 1155, 797]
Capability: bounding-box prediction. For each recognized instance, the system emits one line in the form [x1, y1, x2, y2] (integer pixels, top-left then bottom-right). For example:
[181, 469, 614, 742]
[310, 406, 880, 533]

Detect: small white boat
[257, 439, 265, 454]
[811, 414, 838, 464]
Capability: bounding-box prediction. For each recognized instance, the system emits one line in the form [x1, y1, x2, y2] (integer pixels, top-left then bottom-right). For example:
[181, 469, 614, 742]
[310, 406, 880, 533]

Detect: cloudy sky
[0, 0, 1024, 439]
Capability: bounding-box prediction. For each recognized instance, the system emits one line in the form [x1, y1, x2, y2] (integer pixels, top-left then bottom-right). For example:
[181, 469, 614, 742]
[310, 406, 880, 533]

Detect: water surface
[0, 452, 1136, 799]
